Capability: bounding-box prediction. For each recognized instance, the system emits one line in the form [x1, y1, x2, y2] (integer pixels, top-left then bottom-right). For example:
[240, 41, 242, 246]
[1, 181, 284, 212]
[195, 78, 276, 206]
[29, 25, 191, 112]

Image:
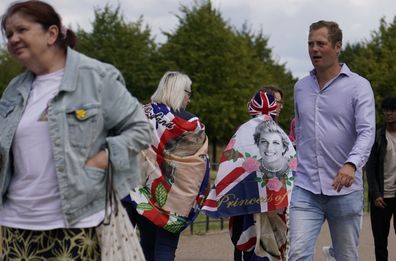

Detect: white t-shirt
[384, 130, 396, 198]
[0, 69, 104, 230]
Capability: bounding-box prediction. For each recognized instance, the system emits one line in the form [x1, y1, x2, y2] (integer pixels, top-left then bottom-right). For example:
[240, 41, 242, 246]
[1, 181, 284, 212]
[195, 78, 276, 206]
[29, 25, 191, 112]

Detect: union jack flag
[247, 90, 278, 118]
[124, 102, 210, 233]
[202, 116, 295, 260]
[202, 116, 295, 218]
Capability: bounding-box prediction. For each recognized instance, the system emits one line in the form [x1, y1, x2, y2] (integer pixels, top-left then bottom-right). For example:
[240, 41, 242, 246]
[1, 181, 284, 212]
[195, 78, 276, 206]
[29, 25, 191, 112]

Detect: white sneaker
[322, 246, 336, 261]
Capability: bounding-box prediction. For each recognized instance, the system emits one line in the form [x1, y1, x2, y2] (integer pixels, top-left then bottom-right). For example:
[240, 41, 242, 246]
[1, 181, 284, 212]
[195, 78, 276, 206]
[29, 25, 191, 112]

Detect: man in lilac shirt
[288, 20, 376, 261]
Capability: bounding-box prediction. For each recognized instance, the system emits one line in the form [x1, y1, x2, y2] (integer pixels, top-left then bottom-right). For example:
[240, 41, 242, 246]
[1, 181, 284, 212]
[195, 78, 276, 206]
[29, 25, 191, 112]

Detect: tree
[341, 16, 396, 123]
[0, 49, 23, 94]
[158, 1, 295, 162]
[0, 2, 296, 166]
[76, 5, 159, 103]
[237, 27, 296, 130]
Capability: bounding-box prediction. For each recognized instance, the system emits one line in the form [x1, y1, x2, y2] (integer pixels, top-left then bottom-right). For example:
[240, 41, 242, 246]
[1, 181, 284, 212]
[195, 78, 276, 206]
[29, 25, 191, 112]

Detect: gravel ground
[176, 213, 396, 261]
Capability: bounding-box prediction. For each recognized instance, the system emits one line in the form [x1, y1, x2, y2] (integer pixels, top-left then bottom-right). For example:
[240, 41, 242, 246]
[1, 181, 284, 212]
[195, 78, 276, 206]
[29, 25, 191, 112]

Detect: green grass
[181, 169, 228, 235]
[184, 212, 228, 235]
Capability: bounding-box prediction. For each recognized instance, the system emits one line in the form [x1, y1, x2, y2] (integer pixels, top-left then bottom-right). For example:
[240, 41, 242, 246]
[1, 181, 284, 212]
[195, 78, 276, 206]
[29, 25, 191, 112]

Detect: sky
[1, 0, 396, 79]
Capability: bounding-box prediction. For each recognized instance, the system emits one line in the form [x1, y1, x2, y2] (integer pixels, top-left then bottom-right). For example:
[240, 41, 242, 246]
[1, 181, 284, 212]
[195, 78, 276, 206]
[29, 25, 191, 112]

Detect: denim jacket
[0, 48, 152, 226]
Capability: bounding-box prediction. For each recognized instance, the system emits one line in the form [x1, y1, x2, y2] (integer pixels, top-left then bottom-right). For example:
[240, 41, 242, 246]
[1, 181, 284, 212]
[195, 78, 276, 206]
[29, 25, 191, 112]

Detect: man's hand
[332, 163, 356, 192]
[85, 150, 108, 170]
[374, 197, 386, 208]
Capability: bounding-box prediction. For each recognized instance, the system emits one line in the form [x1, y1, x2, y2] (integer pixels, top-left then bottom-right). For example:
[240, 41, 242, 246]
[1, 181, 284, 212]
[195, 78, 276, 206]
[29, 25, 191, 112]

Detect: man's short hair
[309, 20, 342, 47]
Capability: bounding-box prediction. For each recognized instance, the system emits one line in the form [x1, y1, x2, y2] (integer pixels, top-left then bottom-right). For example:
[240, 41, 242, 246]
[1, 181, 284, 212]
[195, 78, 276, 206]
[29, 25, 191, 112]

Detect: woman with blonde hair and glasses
[123, 71, 210, 261]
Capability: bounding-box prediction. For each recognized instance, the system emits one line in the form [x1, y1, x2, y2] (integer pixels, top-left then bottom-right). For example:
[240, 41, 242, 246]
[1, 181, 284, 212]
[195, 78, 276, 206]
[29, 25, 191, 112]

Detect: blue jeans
[288, 186, 363, 261]
[122, 202, 180, 261]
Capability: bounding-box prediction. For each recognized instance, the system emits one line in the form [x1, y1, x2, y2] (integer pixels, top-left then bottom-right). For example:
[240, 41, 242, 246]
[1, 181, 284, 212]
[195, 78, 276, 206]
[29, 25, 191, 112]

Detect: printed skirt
[1, 226, 100, 260]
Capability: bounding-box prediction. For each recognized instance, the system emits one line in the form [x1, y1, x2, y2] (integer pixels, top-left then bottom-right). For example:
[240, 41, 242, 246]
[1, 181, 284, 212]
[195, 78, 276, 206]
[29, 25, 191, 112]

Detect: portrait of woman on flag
[255, 120, 291, 179]
[202, 88, 296, 260]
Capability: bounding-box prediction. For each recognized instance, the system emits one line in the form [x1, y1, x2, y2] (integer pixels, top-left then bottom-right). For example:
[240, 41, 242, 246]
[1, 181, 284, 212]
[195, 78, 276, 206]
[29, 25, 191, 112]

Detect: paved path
[176, 213, 395, 261]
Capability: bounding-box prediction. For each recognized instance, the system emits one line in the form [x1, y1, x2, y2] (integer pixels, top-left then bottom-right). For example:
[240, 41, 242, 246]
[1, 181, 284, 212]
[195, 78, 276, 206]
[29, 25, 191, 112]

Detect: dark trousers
[234, 248, 254, 261]
[122, 202, 180, 261]
[370, 197, 396, 261]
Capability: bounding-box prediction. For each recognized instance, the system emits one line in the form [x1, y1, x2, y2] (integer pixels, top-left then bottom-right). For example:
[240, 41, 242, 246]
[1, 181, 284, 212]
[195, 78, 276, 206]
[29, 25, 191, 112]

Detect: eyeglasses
[184, 90, 192, 98]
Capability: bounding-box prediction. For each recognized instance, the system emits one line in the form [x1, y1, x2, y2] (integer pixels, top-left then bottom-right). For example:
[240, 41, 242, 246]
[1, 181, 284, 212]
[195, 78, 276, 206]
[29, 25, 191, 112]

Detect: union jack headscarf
[247, 90, 277, 119]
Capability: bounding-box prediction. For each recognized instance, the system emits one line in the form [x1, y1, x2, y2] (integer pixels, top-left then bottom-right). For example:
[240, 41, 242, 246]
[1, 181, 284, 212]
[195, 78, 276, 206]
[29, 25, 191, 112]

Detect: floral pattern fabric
[124, 103, 210, 234]
[1, 227, 100, 260]
[202, 116, 296, 218]
[202, 115, 295, 260]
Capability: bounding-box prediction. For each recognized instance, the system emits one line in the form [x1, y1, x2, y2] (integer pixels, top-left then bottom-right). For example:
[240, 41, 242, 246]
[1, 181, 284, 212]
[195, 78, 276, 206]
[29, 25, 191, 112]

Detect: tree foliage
[0, 2, 296, 158]
[0, 50, 23, 94]
[158, 1, 295, 147]
[238, 28, 296, 130]
[341, 16, 396, 123]
[76, 5, 159, 102]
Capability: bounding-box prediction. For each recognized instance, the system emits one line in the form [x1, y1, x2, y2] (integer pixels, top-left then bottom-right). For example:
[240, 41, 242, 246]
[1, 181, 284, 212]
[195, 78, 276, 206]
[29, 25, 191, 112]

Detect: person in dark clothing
[366, 96, 396, 261]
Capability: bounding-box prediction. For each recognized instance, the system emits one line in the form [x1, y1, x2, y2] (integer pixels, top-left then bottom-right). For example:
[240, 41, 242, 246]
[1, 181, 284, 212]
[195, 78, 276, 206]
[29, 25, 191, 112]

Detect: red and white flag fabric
[124, 102, 210, 233]
[202, 115, 296, 218]
[202, 115, 295, 260]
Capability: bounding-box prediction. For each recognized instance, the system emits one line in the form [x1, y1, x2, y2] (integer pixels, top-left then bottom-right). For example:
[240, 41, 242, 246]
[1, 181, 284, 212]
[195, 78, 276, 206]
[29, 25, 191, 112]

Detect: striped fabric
[202, 116, 296, 218]
[202, 115, 295, 260]
[124, 103, 210, 233]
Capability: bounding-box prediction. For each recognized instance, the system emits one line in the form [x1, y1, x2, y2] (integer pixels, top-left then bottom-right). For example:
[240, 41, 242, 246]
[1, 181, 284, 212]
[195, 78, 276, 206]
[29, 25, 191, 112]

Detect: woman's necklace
[260, 162, 285, 173]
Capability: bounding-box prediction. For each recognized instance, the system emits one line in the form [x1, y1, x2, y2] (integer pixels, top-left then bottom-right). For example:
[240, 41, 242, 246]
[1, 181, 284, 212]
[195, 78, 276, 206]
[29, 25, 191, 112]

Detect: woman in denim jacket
[0, 1, 152, 259]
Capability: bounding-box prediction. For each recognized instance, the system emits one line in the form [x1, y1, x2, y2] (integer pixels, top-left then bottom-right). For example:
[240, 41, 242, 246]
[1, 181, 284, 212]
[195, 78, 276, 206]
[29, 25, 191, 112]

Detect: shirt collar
[309, 63, 351, 80]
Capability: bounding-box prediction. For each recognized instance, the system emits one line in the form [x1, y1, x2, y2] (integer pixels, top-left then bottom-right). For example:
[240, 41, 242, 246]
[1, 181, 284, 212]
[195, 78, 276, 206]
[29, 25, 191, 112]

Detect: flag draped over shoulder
[202, 90, 295, 260]
[203, 115, 295, 260]
[124, 103, 210, 233]
[202, 115, 296, 218]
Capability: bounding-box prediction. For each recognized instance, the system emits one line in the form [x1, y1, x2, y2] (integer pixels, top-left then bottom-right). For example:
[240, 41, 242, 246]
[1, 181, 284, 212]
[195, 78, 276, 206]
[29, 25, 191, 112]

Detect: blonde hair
[151, 71, 192, 111]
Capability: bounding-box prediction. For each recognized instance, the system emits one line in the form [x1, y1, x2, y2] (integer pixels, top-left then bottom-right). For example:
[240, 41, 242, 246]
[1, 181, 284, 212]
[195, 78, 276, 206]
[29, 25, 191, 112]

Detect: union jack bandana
[247, 90, 277, 119]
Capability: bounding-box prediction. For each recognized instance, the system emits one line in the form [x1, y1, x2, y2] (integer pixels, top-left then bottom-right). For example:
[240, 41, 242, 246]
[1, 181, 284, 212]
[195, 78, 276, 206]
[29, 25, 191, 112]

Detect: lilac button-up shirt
[294, 64, 375, 195]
